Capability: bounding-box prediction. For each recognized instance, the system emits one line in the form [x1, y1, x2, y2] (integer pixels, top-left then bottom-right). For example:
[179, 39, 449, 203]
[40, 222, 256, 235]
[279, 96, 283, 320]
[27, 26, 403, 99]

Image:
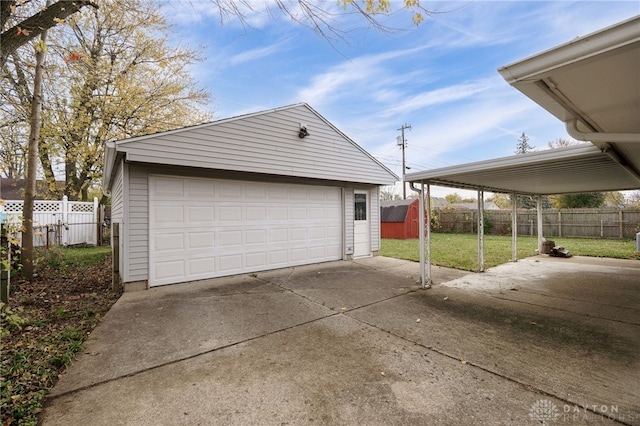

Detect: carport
[406, 15, 640, 287]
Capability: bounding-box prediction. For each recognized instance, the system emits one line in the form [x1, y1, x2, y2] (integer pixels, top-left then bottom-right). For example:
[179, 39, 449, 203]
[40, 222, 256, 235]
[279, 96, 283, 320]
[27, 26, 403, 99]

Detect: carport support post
[536, 195, 544, 253]
[477, 190, 484, 272]
[418, 182, 432, 288]
[511, 193, 518, 262]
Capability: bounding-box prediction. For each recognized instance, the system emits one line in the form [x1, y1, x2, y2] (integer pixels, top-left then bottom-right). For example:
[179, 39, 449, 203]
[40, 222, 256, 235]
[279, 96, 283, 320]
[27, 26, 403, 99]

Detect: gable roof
[408, 16, 640, 195]
[380, 198, 417, 222]
[104, 103, 397, 188]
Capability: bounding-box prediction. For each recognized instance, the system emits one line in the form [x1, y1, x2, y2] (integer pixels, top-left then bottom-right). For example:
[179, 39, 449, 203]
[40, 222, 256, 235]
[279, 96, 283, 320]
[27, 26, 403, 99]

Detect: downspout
[409, 182, 431, 289]
[566, 118, 640, 143]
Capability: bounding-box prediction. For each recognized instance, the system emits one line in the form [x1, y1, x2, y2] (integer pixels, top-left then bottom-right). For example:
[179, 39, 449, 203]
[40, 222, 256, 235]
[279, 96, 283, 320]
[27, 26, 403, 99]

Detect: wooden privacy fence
[2, 196, 106, 247]
[434, 208, 640, 239]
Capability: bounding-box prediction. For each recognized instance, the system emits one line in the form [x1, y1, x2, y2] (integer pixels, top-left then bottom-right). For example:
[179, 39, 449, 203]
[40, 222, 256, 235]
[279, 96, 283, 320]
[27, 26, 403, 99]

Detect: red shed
[380, 198, 422, 239]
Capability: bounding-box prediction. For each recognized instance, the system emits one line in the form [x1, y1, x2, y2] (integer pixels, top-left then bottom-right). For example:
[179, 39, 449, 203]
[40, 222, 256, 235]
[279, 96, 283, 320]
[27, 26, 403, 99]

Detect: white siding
[117, 104, 396, 186]
[344, 189, 354, 255]
[110, 160, 124, 223]
[109, 160, 126, 283]
[128, 166, 149, 282]
[370, 187, 380, 252]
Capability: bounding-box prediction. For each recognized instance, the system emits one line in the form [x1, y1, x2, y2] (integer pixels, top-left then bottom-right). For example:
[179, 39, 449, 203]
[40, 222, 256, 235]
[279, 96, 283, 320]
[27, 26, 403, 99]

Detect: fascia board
[406, 145, 601, 182]
[498, 15, 640, 84]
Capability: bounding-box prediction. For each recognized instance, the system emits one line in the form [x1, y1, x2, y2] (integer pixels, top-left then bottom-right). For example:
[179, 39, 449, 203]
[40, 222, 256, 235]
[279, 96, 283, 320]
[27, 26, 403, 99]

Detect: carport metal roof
[406, 15, 640, 195]
[406, 15, 640, 289]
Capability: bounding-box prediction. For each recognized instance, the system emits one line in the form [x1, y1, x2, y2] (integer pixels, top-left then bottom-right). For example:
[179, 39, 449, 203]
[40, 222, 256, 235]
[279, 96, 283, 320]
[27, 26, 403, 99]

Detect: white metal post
[418, 184, 425, 287]
[477, 190, 484, 272]
[512, 193, 518, 262]
[537, 195, 544, 253]
[425, 183, 432, 288]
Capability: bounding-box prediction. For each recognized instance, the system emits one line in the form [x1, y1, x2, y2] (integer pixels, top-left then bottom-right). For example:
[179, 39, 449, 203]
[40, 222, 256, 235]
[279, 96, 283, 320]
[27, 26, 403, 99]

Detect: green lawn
[380, 234, 638, 271]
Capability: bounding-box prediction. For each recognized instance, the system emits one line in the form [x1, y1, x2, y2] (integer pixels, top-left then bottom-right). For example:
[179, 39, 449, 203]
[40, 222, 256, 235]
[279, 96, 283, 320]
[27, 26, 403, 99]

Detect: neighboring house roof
[407, 15, 640, 195]
[380, 199, 416, 222]
[0, 178, 65, 200]
[104, 103, 398, 189]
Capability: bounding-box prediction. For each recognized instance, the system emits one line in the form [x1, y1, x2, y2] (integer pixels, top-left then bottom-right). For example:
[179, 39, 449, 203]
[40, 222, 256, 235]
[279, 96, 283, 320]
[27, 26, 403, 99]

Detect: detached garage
[103, 103, 397, 289]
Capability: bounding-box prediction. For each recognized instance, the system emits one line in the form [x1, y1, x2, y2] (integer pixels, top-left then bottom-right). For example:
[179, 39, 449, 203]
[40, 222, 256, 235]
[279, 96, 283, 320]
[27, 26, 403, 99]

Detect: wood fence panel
[434, 208, 640, 239]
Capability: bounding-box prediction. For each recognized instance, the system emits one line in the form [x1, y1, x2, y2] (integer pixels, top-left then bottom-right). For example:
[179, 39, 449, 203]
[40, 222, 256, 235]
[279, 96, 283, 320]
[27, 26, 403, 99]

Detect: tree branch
[1, 0, 98, 68]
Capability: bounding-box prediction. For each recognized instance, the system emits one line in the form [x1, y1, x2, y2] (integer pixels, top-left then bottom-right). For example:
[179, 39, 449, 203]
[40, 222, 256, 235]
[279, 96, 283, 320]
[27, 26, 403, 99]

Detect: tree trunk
[21, 11, 50, 282]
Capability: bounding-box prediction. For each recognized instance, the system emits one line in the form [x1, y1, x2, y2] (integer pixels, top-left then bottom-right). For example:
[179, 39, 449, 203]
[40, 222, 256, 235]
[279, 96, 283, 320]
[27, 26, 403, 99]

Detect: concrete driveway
[42, 256, 640, 425]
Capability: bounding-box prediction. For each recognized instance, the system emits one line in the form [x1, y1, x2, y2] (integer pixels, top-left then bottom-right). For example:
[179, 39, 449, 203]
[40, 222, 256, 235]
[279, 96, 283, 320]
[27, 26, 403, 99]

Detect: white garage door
[149, 175, 343, 286]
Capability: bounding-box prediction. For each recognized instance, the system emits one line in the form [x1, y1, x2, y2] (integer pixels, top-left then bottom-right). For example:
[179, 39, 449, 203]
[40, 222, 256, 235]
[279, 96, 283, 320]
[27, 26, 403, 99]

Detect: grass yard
[380, 234, 638, 271]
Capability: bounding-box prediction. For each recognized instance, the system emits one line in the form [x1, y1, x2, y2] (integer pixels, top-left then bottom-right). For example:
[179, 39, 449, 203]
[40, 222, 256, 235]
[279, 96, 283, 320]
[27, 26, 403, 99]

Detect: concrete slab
[42, 256, 640, 425]
[50, 275, 333, 396]
[43, 315, 617, 426]
[350, 256, 640, 422]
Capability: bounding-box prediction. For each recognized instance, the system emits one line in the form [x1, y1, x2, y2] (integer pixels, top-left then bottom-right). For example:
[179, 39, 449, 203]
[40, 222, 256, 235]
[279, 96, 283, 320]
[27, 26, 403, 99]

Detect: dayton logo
[529, 399, 560, 425]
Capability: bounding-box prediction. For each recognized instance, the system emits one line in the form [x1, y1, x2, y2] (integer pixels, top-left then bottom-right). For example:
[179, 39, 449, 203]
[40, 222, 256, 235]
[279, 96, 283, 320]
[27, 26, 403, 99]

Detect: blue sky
[161, 1, 638, 197]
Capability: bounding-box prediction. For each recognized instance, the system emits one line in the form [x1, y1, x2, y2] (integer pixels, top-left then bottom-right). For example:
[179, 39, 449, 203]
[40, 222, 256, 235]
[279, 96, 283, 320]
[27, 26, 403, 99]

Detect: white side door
[353, 190, 371, 258]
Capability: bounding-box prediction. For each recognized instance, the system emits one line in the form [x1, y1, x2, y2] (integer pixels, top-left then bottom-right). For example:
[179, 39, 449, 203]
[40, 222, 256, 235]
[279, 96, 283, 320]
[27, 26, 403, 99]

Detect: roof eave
[497, 15, 640, 84]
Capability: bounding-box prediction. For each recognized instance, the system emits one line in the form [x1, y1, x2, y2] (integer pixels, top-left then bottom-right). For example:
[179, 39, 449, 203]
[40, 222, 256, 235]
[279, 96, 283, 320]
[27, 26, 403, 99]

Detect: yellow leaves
[53, 17, 66, 24]
[33, 39, 48, 54]
[412, 12, 424, 26]
[340, 0, 425, 26]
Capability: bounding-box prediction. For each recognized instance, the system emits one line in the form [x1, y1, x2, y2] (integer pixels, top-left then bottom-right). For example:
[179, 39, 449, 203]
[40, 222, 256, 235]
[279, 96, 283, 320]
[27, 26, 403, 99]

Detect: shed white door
[353, 191, 371, 258]
[149, 175, 343, 286]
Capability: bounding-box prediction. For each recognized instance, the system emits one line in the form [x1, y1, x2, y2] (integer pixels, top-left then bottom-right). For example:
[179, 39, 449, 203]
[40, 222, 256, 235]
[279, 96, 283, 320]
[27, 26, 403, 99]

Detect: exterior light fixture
[298, 125, 309, 138]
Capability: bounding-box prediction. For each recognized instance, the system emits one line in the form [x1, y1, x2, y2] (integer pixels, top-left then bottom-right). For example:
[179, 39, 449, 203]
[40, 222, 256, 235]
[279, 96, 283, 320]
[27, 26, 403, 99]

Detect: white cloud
[296, 46, 432, 107]
[228, 40, 291, 66]
[380, 77, 501, 117]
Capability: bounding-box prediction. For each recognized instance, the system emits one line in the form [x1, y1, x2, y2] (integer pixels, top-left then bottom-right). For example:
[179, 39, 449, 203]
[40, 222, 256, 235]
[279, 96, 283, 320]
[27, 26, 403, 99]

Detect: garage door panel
[155, 260, 185, 280]
[245, 206, 267, 221]
[290, 228, 307, 241]
[149, 176, 342, 286]
[268, 250, 288, 265]
[153, 176, 185, 196]
[269, 229, 288, 242]
[188, 179, 215, 197]
[218, 254, 243, 272]
[188, 232, 215, 249]
[153, 205, 184, 224]
[217, 182, 243, 199]
[189, 257, 215, 276]
[219, 230, 242, 247]
[245, 229, 267, 245]
[154, 232, 184, 251]
[187, 206, 214, 223]
[245, 252, 267, 268]
[290, 207, 307, 219]
[290, 248, 308, 262]
[218, 206, 242, 221]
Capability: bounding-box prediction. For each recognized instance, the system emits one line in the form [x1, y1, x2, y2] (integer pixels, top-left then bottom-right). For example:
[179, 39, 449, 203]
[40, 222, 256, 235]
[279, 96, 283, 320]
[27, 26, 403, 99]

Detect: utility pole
[397, 123, 411, 199]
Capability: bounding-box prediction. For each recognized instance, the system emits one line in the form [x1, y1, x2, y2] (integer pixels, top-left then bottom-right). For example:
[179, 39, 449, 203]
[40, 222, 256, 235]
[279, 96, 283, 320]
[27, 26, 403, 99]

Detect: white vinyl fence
[2, 196, 99, 247]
